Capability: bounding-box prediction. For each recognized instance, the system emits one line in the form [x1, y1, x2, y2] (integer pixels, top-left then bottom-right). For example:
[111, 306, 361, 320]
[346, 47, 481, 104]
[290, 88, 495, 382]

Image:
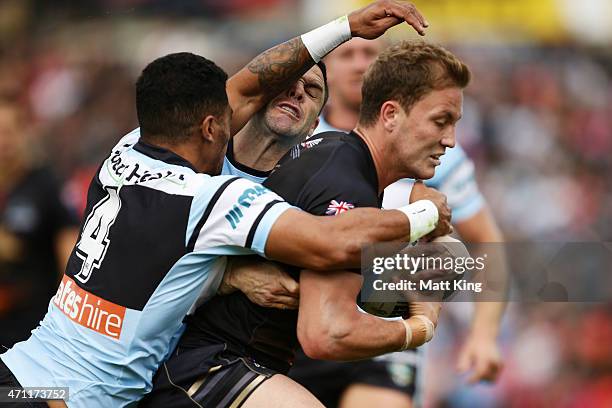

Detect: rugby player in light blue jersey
[0, 2, 443, 407]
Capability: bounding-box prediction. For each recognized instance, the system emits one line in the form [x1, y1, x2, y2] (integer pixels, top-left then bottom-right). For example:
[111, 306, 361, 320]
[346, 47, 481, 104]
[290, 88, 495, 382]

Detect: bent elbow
[298, 319, 354, 360]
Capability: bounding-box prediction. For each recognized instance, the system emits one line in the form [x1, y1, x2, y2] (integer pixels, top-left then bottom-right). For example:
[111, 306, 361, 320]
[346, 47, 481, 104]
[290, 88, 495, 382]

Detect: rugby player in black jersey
[140, 41, 467, 407]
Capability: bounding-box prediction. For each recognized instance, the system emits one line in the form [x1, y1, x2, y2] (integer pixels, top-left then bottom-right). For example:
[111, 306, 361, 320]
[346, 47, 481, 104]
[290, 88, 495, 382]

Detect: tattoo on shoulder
[247, 37, 312, 95]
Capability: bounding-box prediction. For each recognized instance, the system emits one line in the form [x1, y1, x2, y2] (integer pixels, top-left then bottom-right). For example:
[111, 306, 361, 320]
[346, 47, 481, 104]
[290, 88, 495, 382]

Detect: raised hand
[348, 0, 429, 38]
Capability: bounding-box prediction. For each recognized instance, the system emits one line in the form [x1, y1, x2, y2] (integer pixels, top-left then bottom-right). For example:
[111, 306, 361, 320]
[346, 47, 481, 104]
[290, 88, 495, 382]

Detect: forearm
[455, 206, 508, 338]
[299, 306, 406, 360]
[297, 270, 435, 361]
[265, 208, 412, 271]
[230, 36, 313, 103]
[471, 302, 504, 338]
[228, 17, 351, 134]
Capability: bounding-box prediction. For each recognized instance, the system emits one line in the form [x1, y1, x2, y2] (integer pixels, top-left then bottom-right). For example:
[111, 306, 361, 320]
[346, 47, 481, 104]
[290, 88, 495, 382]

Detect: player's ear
[308, 118, 320, 137]
[199, 115, 216, 143]
[380, 101, 400, 132]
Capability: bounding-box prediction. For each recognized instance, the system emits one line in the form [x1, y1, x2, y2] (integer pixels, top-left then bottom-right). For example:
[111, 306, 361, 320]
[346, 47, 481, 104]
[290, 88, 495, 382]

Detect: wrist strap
[397, 200, 439, 243]
[412, 315, 435, 343]
[400, 315, 435, 351]
[300, 16, 352, 63]
[400, 319, 413, 351]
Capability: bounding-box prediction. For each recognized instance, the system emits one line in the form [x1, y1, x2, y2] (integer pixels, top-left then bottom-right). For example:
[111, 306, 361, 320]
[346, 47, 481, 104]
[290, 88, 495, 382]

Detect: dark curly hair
[136, 52, 228, 142]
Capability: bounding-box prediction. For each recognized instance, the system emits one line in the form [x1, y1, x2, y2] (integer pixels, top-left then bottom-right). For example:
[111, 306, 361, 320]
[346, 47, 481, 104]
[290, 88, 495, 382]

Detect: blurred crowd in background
[0, 0, 610, 406]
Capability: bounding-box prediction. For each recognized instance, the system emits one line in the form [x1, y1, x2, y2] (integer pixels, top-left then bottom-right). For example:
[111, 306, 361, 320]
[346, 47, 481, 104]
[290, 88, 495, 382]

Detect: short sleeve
[189, 176, 294, 257]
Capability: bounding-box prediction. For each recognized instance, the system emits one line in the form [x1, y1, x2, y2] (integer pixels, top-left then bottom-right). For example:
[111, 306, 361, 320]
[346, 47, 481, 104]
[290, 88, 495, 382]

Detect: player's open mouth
[277, 102, 301, 120]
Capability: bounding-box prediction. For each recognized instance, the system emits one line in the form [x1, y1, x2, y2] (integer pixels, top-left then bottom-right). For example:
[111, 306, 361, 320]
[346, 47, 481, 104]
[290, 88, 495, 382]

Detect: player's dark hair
[316, 61, 330, 113]
[359, 41, 471, 127]
[136, 52, 229, 143]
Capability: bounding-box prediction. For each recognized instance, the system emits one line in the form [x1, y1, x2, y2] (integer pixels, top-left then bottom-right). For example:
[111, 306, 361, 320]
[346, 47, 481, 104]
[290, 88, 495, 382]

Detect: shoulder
[281, 132, 372, 172]
[266, 132, 379, 214]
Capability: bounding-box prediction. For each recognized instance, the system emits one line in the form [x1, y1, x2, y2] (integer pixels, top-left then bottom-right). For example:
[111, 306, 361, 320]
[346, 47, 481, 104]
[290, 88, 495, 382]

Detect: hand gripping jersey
[315, 115, 484, 221]
[0, 129, 293, 407]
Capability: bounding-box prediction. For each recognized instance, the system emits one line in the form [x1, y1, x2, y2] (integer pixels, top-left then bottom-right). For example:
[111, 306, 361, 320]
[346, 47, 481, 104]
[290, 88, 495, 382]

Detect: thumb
[281, 277, 300, 296]
[409, 180, 425, 203]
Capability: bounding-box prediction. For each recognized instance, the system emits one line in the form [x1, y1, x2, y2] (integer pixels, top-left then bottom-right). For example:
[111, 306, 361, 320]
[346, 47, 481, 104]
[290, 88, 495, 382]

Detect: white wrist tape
[300, 15, 352, 63]
[397, 200, 439, 243]
[412, 315, 435, 343]
[400, 319, 413, 351]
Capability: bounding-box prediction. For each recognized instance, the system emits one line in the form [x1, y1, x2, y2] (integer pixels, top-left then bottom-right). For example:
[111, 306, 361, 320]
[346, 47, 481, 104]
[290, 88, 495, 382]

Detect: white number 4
[75, 187, 122, 284]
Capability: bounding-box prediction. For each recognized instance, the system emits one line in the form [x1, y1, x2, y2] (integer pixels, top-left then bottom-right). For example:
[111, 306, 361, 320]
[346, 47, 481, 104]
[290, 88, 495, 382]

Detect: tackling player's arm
[227, 0, 429, 134]
[264, 187, 451, 271]
[454, 205, 507, 383]
[430, 145, 507, 383]
[296, 269, 439, 360]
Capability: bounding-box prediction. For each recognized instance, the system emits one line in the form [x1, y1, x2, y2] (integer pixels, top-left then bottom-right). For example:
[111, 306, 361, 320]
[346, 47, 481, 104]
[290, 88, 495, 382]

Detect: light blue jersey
[314, 116, 484, 221]
[1, 129, 293, 407]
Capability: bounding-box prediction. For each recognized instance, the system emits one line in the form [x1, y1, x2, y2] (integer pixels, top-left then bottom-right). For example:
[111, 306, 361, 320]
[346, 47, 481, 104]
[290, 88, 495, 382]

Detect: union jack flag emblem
[325, 200, 354, 215]
[300, 138, 323, 149]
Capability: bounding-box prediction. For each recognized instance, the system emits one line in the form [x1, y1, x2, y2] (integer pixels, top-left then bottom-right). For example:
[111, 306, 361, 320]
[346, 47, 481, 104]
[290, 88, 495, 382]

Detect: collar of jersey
[133, 140, 197, 172]
[225, 137, 273, 178]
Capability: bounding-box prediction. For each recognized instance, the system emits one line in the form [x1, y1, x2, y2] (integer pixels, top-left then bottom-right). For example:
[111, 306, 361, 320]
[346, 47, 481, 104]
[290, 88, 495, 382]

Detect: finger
[270, 295, 300, 309]
[487, 361, 503, 381]
[280, 278, 300, 296]
[469, 358, 490, 384]
[405, 2, 429, 27]
[266, 302, 296, 310]
[456, 348, 472, 373]
[383, 4, 425, 35]
[397, 4, 427, 36]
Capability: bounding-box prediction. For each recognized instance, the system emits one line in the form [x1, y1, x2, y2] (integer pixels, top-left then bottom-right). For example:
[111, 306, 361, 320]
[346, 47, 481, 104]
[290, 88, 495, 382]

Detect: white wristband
[400, 319, 413, 351]
[412, 315, 435, 343]
[397, 200, 439, 243]
[300, 16, 352, 63]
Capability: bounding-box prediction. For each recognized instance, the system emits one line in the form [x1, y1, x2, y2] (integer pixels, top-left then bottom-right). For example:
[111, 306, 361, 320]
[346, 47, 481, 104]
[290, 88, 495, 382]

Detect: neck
[353, 124, 398, 194]
[143, 137, 206, 172]
[324, 100, 360, 131]
[232, 121, 298, 172]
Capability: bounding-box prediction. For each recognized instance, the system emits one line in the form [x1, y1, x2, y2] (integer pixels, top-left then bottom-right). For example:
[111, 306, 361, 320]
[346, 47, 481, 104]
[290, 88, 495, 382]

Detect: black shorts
[139, 345, 277, 408]
[288, 350, 421, 408]
[0, 359, 49, 408]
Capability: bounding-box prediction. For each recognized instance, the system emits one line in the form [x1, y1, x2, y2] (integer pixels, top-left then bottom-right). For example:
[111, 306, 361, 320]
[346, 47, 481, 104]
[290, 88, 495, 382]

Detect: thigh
[0, 359, 55, 408]
[289, 349, 352, 407]
[243, 374, 324, 408]
[339, 384, 413, 408]
[140, 346, 277, 408]
[339, 354, 420, 408]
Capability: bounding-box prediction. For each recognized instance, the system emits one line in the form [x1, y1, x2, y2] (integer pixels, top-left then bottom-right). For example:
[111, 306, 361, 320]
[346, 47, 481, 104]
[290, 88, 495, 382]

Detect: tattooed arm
[227, 0, 429, 135]
[227, 38, 311, 135]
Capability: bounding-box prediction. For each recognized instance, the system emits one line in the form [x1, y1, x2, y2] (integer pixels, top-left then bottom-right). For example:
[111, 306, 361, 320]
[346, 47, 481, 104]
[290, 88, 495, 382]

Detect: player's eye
[306, 87, 321, 99]
[434, 119, 446, 128]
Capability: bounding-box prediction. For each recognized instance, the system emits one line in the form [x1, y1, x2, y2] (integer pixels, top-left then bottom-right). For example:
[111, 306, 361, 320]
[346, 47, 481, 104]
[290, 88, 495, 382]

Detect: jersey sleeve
[188, 176, 294, 257]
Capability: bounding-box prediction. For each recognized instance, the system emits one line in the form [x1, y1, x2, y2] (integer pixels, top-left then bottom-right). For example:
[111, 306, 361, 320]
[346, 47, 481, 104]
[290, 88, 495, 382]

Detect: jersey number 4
[75, 187, 122, 284]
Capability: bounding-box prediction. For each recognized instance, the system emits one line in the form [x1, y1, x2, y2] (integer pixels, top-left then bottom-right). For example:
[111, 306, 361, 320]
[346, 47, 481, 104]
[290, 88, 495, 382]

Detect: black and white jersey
[0, 129, 293, 407]
[180, 131, 381, 373]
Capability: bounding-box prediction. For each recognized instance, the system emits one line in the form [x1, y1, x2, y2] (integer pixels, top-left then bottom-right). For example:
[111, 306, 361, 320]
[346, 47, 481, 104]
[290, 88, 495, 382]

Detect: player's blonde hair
[358, 40, 471, 126]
